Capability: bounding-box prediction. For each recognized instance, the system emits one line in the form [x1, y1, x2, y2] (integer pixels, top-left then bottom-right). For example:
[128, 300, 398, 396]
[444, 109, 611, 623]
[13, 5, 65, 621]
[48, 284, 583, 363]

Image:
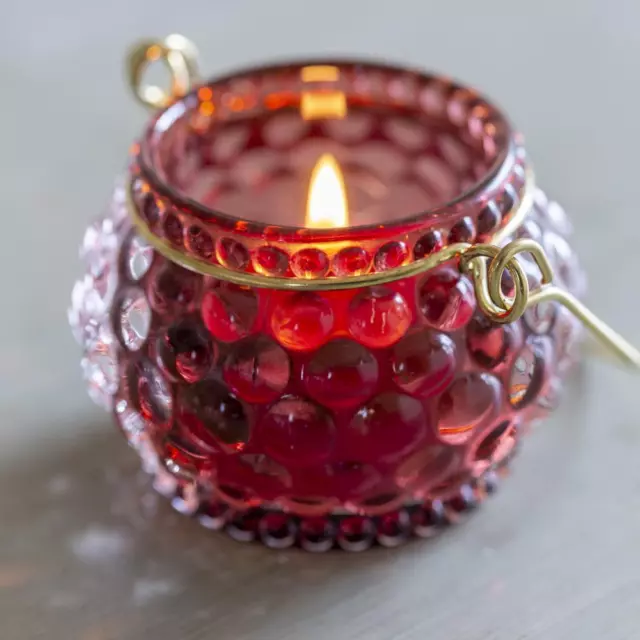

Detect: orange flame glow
[305, 154, 349, 229]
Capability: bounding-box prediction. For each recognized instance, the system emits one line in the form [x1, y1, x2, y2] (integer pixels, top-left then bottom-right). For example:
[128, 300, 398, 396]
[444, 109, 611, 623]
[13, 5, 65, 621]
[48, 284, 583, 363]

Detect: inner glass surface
[146, 64, 505, 229]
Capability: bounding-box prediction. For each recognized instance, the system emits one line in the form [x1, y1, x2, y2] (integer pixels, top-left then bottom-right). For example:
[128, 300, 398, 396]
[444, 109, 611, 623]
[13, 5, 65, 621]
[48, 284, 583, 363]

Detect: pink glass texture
[69, 60, 586, 550]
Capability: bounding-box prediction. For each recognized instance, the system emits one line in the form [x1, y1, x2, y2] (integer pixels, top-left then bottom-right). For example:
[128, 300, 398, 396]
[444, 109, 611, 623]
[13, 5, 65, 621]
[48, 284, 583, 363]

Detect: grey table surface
[2, 1, 640, 638]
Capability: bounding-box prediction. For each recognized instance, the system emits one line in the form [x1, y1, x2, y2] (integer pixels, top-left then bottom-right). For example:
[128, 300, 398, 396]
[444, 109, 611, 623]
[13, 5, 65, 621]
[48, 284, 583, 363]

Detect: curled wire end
[460, 239, 552, 324]
[126, 34, 200, 110]
[461, 239, 640, 372]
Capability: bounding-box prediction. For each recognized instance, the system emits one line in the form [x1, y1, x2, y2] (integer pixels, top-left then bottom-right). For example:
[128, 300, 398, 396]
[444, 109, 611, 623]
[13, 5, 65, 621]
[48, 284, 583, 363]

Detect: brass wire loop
[126, 35, 199, 109]
[461, 239, 640, 371]
[460, 239, 553, 325]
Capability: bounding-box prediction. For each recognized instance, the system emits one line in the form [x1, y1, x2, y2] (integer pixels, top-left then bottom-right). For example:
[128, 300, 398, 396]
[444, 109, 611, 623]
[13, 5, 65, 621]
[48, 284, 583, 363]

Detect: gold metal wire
[460, 240, 640, 371]
[125, 184, 640, 371]
[126, 35, 199, 109]
[124, 167, 534, 291]
[123, 36, 640, 372]
[460, 238, 553, 324]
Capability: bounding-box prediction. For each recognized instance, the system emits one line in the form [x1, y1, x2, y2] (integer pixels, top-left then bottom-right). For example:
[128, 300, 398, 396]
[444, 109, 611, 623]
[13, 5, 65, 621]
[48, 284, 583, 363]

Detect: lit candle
[305, 153, 349, 229]
[72, 40, 569, 551]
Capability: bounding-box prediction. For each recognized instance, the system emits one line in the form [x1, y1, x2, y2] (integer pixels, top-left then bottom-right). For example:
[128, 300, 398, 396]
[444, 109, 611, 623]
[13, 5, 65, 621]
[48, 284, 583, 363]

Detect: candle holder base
[162, 462, 511, 551]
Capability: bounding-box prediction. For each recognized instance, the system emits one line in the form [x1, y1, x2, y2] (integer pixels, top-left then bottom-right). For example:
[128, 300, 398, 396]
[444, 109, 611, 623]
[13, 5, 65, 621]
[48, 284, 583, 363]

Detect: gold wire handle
[460, 239, 640, 371]
[126, 35, 200, 109]
[121, 45, 639, 373]
[124, 169, 537, 290]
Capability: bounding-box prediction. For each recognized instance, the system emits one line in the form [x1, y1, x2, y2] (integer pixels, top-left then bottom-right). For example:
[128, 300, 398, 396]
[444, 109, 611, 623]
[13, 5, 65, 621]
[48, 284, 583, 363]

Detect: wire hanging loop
[126, 34, 200, 110]
[460, 239, 552, 325]
[460, 238, 640, 371]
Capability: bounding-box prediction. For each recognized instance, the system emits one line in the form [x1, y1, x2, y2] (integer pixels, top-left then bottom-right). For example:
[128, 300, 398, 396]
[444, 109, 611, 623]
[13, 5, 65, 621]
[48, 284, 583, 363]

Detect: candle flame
[305, 154, 349, 228]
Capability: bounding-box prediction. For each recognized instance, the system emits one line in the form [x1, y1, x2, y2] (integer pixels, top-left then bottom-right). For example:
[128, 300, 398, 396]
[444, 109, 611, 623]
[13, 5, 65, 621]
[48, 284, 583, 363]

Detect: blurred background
[2, 1, 640, 638]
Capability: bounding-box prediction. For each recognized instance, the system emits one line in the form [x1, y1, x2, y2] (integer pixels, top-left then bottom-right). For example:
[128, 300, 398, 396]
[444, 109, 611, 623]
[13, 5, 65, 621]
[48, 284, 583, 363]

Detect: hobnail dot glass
[69, 59, 586, 550]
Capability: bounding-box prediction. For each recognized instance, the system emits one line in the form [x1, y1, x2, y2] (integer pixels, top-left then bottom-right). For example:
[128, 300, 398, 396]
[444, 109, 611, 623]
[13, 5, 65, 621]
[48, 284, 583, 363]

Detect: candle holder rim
[136, 56, 517, 241]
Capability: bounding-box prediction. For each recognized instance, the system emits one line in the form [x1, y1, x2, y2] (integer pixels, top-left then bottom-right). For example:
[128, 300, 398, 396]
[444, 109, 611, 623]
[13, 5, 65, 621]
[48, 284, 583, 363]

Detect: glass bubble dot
[346, 392, 427, 463]
[437, 373, 501, 444]
[260, 397, 336, 467]
[271, 292, 334, 351]
[177, 380, 250, 453]
[419, 267, 475, 331]
[126, 234, 154, 282]
[302, 339, 379, 408]
[348, 287, 411, 348]
[202, 283, 258, 343]
[290, 248, 330, 279]
[158, 316, 215, 382]
[333, 246, 372, 276]
[223, 336, 291, 403]
[253, 246, 290, 276]
[118, 290, 151, 351]
[392, 330, 457, 397]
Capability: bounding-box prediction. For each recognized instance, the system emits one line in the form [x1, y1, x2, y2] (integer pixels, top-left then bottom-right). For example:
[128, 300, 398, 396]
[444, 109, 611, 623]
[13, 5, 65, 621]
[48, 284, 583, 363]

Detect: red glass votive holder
[69, 37, 590, 551]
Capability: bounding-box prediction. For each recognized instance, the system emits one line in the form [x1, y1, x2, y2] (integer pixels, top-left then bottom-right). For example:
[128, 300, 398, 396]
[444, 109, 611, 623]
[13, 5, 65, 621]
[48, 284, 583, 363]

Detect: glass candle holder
[69, 36, 639, 551]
